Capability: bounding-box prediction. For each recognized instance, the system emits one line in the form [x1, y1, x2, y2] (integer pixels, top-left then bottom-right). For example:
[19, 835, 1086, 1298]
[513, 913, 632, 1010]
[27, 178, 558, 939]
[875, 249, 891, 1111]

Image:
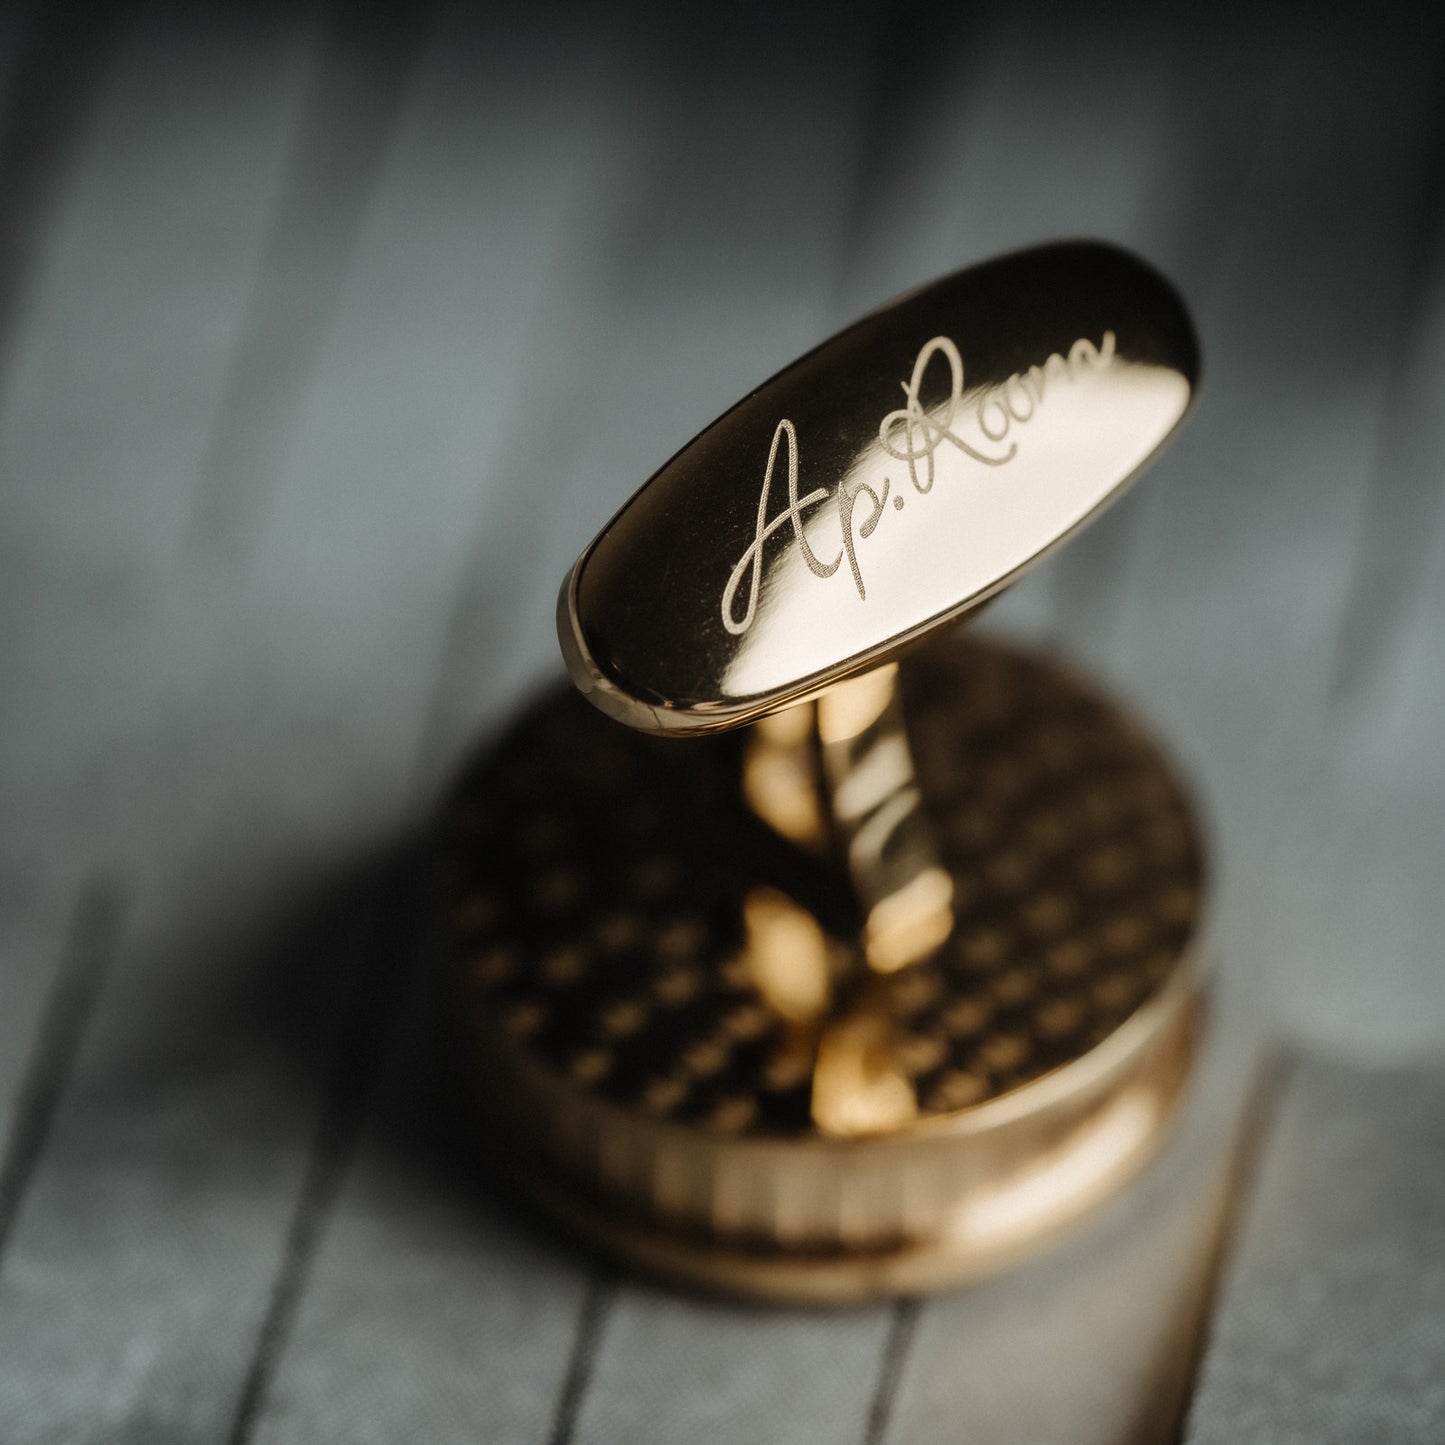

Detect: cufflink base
[437, 633, 1204, 1302]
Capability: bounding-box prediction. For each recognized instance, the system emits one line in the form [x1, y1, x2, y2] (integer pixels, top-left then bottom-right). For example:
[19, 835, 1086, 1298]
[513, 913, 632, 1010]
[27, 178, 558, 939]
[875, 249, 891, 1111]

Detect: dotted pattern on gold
[437, 636, 1203, 1138]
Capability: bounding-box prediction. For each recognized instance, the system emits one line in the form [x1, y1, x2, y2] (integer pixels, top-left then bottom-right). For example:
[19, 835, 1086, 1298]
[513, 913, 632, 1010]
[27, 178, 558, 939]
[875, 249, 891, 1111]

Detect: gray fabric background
[1, 0, 1443, 1439]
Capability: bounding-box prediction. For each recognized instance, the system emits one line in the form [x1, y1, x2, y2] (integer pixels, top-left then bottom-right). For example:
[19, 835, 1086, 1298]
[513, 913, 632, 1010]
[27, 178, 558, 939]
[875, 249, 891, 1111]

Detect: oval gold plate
[559, 240, 1198, 735]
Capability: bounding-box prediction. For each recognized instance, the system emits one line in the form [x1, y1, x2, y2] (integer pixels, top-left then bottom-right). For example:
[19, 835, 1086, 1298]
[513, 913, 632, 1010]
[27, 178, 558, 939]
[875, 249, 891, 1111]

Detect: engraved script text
[721, 331, 1117, 635]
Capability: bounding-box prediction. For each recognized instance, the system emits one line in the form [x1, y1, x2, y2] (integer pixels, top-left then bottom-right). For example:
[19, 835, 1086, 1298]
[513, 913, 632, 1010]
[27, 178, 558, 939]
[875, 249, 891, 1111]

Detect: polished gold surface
[559, 241, 1198, 737]
[439, 635, 1206, 1300]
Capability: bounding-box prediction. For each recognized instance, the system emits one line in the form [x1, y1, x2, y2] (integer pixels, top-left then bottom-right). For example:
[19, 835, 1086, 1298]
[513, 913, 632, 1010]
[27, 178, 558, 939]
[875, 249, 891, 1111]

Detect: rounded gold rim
[461, 971, 1202, 1303]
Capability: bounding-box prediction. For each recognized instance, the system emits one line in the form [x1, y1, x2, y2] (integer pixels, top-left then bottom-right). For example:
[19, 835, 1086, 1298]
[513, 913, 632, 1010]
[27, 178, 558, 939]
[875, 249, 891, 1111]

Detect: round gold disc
[435, 635, 1205, 1301]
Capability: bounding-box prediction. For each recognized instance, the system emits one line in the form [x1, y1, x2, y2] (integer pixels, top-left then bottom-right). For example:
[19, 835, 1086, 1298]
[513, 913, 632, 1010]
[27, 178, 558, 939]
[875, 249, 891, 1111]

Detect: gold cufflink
[438, 241, 1205, 1301]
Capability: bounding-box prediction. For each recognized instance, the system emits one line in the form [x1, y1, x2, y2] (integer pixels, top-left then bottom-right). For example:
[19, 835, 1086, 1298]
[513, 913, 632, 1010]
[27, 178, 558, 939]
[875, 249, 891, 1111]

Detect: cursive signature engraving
[721, 330, 1117, 633]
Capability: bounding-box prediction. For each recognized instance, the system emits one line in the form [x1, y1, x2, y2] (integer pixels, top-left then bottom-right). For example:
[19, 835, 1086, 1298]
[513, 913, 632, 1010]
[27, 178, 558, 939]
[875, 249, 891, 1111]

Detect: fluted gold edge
[454, 964, 1204, 1303]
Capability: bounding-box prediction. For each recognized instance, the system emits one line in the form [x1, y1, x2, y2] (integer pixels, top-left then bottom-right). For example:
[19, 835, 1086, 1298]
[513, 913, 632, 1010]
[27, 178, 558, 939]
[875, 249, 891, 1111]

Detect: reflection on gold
[816, 663, 898, 745]
[830, 736, 913, 822]
[755, 699, 815, 747]
[865, 865, 955, 973]
[812, 1014, 918, 1137]
[742, 703, 825, 848]
[742, 887, 831, 1024]
[950, 1088, 1159, 1249]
